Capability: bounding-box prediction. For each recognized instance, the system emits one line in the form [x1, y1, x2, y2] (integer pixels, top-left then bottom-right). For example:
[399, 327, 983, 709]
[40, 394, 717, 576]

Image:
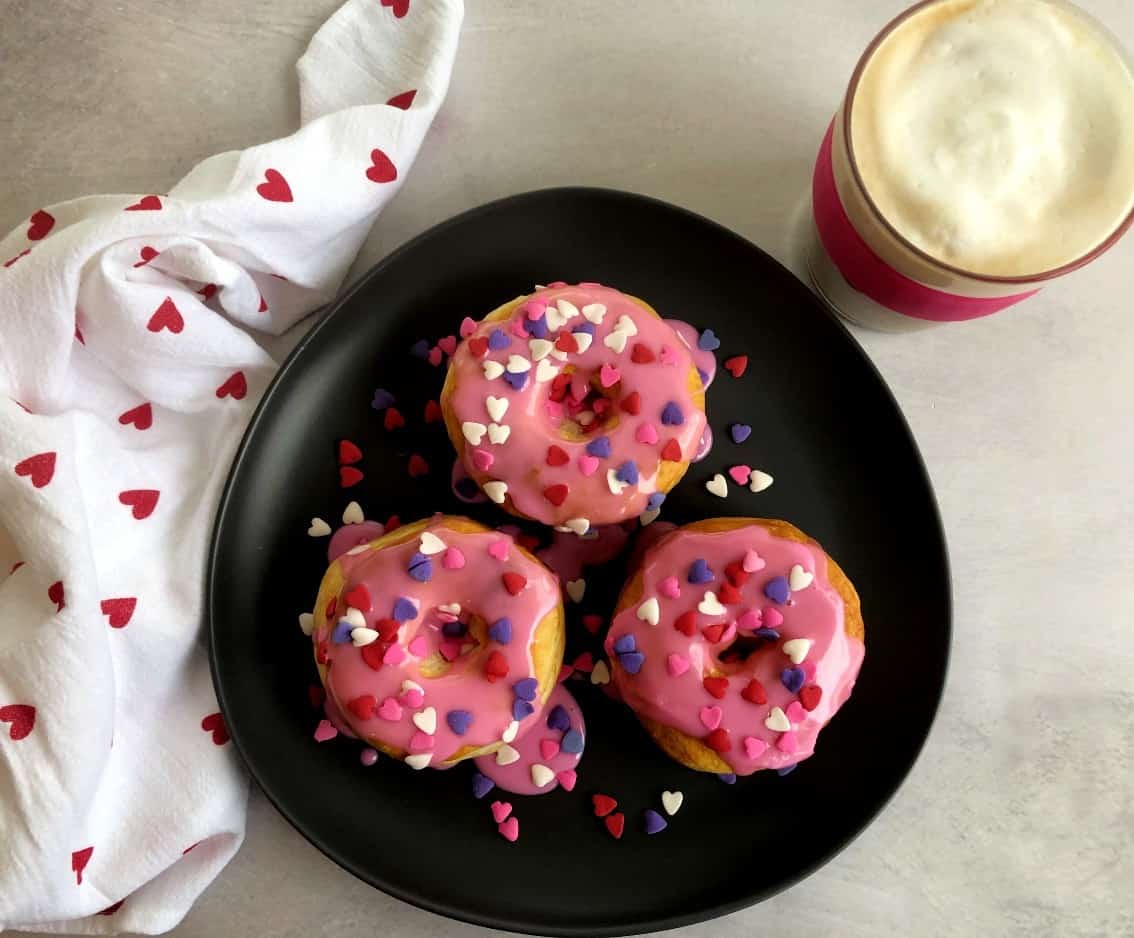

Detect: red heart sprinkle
[571, 651, 594, 673]
[386, 515, 401, 531]
[604, 812, 626, 839]
[340, 466, 363, 487]
[365, 148, 398, 184]
[517, 534, 540, 551]
[0, 704, 36, 740]
[360, 644, 386, 670]
[325, 597, 337, 620]
[408, 453, 429, 477]
[660, 439, 682, 462]
[484, 650, 509, 681]
[741, 679, 768, 705]
[555, 332, 578, 353]
[375, 618, 400, 641]
[703, 676, 729, 699]
[674, 610, 697, 636]
[550, 374, 571, 402]
[339, 440, 363, 464]
[125, 195, 162, 211]
[384, 407, 405, 430]
[256, 168, 293, 202]
[118, 403, 152, 430]
[386, 89, 417, 109]
[582, 614, 603, 635]
[620, 391, 641, 415]
[467, 336, 488, 357]
[718, 582, 743, 604]
[118, 489, 159, 520]
[200, 712, 229, 745]
[147, 297, 184, 334]
[215, 371, 247, 399]
[347, 695, 377, 720]
[592, 793, 618, 817]
[705, 727, 732, 752]
[71, 846, 94, 884]
[27, 209, 55, 240]
[799, 685, 823, 711]
[543, 483, 568, 506]
[424, 400, 443, 423]
[438, 335, 457, 356]
[344, 585, 372, 612]
[546, 445, 569, 466]
[14, 451, 55, 488]
[100, 597, 136, 628]
[630, 343, 655, 364]
[702, 623, 726, 643]
[723, 355, 748, 378]
[502, 572, 527, 596]
[724, 562, 749, 587]
[316, 640, 330, 664]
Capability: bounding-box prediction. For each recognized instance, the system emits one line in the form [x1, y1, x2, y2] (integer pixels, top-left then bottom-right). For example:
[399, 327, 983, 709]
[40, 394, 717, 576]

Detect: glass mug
[807, 0, 1134, 331]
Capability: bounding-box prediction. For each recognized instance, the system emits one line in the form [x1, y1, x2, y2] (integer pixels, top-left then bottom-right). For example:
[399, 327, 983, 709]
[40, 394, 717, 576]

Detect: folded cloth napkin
[0, 0, 461, 931]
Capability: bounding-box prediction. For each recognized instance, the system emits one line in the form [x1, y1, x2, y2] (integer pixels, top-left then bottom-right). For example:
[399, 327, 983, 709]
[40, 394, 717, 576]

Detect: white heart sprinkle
[531, 763, 555, 788]
[566, 579, 586, 603]
[502, 720, 520, 743]
[402, 680, 424, 695]
[783, 638, 813, 664]
[698, 591, 725, 616]
[613, 314, 638, 336]
[412, 707, 437, 735]
[485, 395, 509, 422]
[419, 532, 447, 555]
[343, 501, 367, 525]
[563, 517, 590, 536]
[765, 707, 791, 732]
[351, 627, 379, 646]
[637, 597, 660, 626]
[462, 421, 487, 445]
[487, 423, 511, 445]
[607, 469, 628, 495]
[550, 347, 569, 361]
[496, 743, 520, 765]
[572, 332, 593, 354]
[344, 607, 366, 628]
[639, 508, 661, 526]
[535, 359, 559, 382]
[705, 474, 728, 498]
[405, 753, 432, 770]
[528, 339, 553, 361]
[307, 517, 331, 537]
[789, 564, 814, 591]
[603, 330, 629, 354]
[545, 305, 566, 331]
[298, 613, 314, 635]
[506, 354, 531, 373]
[582, 302, 607, 324]
[749, 470, 774, 493]
[661, 791, 684, 816]
[557, 299, 580, 321]
[484, 481, 508, 504]
[590, 660, 611, 685]
[438, 602, 461, 615]
[345, 544, 369, 556]
[483, 360, 505, 380]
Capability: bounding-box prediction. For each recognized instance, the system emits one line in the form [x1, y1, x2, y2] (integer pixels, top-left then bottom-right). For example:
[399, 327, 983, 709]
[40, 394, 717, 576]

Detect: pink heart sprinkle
[776, 731, 799, 754]
[442, 547, 466, 570]
[742, 549, 766, 573]
[540, 739, 560, 760]
[557, 664, 574, 683]
[440, 640, 461, 661]
[556, 769, 578, 791]
[659, 344, 678, 364]
[736, 608, 762, 630]
[497, 816, 519, 842]
[785, 700, 806, 724]
[599, 364, 621, 388]
[666, 653, 690, 677]
[383, 644, 407, 665]
[409, 730, 435, 752]
[525, 298, 547, 320]
[377, 697, 403, 721]
[471, 448, 494, 471]
[570, 374, 589, 402]
[801, 661, 817, 682]
[659, 576, 681, 599]
[743, 735, 767, 759]
[491, 800, 513, 823]
[488, 540, 509, 561]
[719, 622, 737, 644]
[699, 705, 723, 730]
[459, 316, 477, 338]
[438, 335, 457, 356]
[578, 455, 600, 476]
[408, 636, 429, 657]
[510, 318, 529, 338]
[399, 688, 425, 709]
[545, 400, 565, 419]
[636, 422, 659, 445]
[763, 607, 784, 627]
[313, 719, 338, 742]
[729, 464, 751, 485]
[427, 346, 442, 366]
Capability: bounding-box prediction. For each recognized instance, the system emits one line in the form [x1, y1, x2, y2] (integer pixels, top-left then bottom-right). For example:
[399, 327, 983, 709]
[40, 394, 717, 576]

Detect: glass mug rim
[841, 0, 1134, 286]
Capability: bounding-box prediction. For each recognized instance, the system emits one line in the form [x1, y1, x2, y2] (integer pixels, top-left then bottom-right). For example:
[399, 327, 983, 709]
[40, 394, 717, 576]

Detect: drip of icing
[536, 523, 633, 583]
[692, 426, 713, 464]
[328, 521, 386, 563]
[606, 523, 863, 775]
[667, 319, 717, 390]
[473, 684, 585, 795]
[322, 693, 358, 739]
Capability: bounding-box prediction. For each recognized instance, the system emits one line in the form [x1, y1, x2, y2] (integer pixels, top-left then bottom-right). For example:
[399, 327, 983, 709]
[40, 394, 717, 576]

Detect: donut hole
[417, 613, 486, 678]
[548, 366, 623, 441]
[715, 633, 773, 672]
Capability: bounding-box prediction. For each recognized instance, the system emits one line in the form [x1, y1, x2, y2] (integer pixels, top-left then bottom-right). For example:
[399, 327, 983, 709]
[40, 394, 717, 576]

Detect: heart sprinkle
[661, 791, 684, 816]
[644, 809, 668, 835]
[705, 474, 728, 498]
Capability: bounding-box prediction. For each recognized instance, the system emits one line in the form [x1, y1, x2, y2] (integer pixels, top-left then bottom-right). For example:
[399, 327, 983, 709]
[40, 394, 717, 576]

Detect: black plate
[208, 187, 950, 936]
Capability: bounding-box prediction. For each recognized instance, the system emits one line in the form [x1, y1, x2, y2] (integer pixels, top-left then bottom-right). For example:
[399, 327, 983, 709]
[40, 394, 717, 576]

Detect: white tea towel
[0, 0, 462, 932]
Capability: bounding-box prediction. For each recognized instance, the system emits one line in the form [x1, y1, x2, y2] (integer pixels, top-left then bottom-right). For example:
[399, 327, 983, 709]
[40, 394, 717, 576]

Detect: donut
[310, 515, 566, 769]
[604, 517, 864, 774]
[441, 283, 708, 531]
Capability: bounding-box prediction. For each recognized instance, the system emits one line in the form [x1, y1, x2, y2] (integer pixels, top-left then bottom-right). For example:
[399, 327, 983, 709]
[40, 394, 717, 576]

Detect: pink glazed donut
[604, 517, 865, 775]
[441, 284, 708, 531]
[311, 516, 565, 770]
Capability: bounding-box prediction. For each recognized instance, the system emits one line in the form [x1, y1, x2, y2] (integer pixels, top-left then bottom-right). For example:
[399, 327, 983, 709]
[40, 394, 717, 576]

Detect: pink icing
[319, 518, 562, 769]
[328, 521, 386, 562]
[473, 685, 585, 795]
[667, 319, 717, 390]
[605, 523, 864, 774]
[446, 284, 709, 528]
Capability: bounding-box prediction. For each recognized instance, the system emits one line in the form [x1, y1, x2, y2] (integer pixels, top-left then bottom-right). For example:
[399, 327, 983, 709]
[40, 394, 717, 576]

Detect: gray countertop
[4, 1, 1132, 936]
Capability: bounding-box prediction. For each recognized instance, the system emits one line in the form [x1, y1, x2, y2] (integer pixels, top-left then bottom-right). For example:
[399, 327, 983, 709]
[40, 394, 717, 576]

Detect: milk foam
[850, 0, 1134, 277]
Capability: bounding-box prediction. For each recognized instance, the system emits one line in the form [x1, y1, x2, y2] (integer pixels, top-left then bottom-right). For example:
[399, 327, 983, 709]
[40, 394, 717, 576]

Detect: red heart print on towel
[48, 580, 65, 611]
[216, 371, 247, 400]
[4, 248, 31, 267]
[101, 598, 136, 628]
[14, 451, 56, 488]
[256, 169, 293, 202]
[124, 195, 162, 211]
[386, 89, 416, 109]
[71, 846, 93, 885]
[118, 489, 159, 520]
[201, 712, 229, 745]
[133, 246, 158, 268]
[147, 297, 184, 334]
[366, 148, 398, 184]
[118, 403, 152, 430]
[0, 704, 36, 740]
[27, 210, 55, 240]
[380, 0, 410, 17]
[97, 899, 125, 916]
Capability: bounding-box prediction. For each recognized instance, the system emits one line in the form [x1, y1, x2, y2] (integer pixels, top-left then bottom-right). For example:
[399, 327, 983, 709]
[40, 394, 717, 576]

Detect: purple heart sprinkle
[441, 621, 466, 638]
[753, 627, 781, 641]
[488, 617, 512, 644]
[660, 401, 684, 426]
[547, 704, 570, 732]
[392, 597, 417, 622]
[688, 558, 714, 585]
[512, 677, 539, 701]
[619, 650, 645, 674]
[488, 329, 511, 350]
[643, 809, 668, 835]
[698, 328, 720, 351]
[574, 322, 596, 336]
[729, 423, 752, 444]
[586, 435, 612, 458]
[776, 763, 798, 777]
[561, 728, 584, 754]
[407, 553, 433, 583]
[446, 709, 473, 736]
[646, 491, 666, 511]
[331, 619, 354, 644]
[512, 699, 535, 721]
[781, 666, 805, 694]
[717, 772, 737, 785]
[614, 460, 639, 485]
[471, 771, 495, 799]
[410, 339, 430, 358]
[503, 370, 528, 391]
[764, 576, 790, 604]
[370, 388, 395, 410]
[527, 316, 549, 339]
[612, 634, 637, 655]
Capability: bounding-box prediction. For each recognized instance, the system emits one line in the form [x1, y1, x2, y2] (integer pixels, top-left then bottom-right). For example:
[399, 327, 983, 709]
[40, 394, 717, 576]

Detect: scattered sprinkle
[661, 790, 684, 816]
[729, 423, 752, 444]
[749, 470, 774, 493]
[705, 474, 728, 498]
[471, 771, 495, 799]
[307, 518, 331, 537]
[697, 328, 720, 351]
[643, 809, 668, 835]
[723, 355, 748, 378]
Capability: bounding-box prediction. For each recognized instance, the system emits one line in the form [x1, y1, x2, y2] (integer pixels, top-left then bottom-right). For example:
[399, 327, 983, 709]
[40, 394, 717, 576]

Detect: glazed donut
[310, 516, 565, 769]
[604, 518, 864, 774]
[441, 283, 708, 531]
